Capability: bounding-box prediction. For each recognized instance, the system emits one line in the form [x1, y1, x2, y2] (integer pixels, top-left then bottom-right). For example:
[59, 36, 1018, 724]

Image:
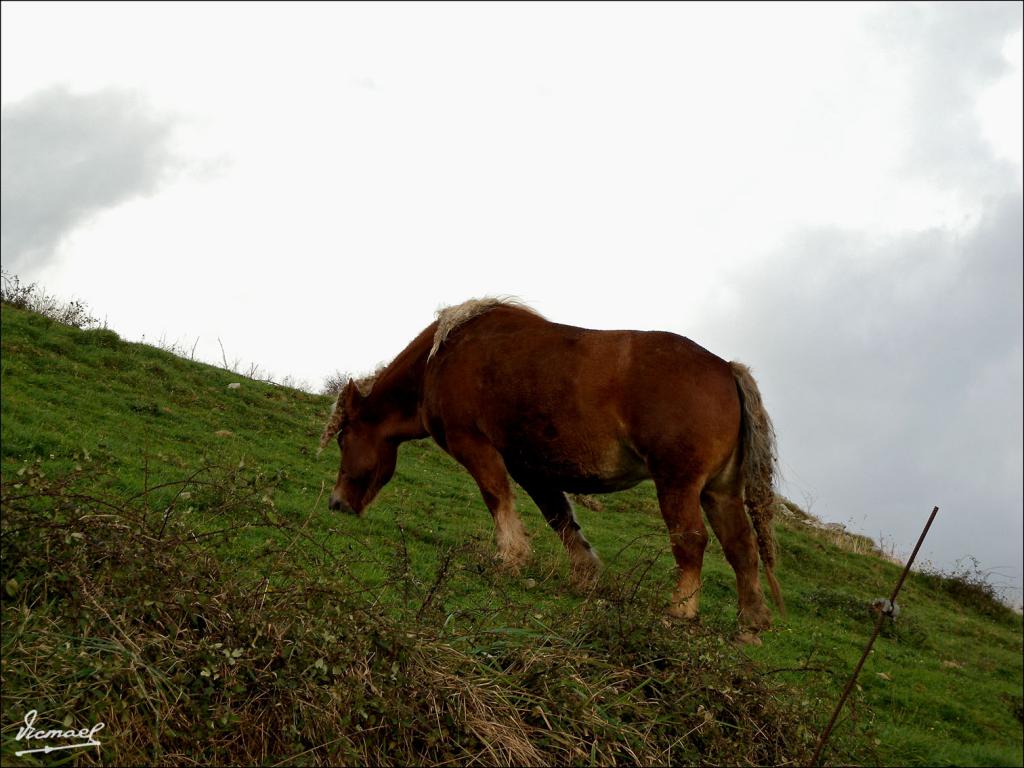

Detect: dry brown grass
[773, 495, 897, 562]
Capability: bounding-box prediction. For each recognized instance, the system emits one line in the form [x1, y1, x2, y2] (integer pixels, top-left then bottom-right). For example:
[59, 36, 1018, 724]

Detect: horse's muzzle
[328, 492, 357, 515]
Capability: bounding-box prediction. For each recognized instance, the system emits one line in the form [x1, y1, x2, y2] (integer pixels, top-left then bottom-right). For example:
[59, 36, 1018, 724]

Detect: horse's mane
[319, 297, 539, 453]
[352, 366, 384, 397]
[429, 296, 541, 360]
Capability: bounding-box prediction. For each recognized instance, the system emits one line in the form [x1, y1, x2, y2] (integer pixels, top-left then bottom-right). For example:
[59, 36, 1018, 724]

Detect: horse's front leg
[446, 431, 531, 569]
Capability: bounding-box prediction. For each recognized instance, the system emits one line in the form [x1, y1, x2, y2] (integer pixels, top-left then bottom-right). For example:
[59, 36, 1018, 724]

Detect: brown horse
[320, 298, 783, 631]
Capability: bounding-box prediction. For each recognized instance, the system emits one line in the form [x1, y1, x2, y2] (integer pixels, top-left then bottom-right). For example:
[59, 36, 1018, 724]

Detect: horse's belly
[558, 472, 648, 494]
[503, 434, 649, 494]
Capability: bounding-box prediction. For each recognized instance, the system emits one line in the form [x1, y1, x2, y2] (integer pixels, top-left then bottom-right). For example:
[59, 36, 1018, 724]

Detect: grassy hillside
[2, 301, 1021, 766]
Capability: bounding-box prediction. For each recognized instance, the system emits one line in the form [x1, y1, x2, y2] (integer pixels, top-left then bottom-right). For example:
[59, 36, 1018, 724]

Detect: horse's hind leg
[702, 487, 771, 631]
[654, 478, 708, 620]
[445, 431, 530, 569]
[521, 482, 601, 586]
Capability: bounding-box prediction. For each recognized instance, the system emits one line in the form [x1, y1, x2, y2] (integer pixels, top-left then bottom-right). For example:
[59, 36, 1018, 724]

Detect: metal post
[809, 506, 939, 766]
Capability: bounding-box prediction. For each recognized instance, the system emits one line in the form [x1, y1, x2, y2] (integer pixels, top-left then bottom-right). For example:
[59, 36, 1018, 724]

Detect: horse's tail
[729, 361, 785, 615]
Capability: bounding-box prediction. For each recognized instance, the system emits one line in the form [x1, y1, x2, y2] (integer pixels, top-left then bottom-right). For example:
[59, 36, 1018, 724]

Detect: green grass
[2, 301, 1021, 766]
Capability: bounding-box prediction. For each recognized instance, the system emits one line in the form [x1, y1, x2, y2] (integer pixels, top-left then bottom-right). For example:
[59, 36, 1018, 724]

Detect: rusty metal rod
[809, 505, 939, 766]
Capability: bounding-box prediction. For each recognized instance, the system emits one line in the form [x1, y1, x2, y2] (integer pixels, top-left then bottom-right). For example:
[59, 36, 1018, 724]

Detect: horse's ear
[341, 378, 364, 412]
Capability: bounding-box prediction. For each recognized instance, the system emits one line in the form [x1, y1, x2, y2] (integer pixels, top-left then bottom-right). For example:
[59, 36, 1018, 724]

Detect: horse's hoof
[738, 604, 772, 632]
[734, 631, 763, 646]
[666, 604, 700, 622]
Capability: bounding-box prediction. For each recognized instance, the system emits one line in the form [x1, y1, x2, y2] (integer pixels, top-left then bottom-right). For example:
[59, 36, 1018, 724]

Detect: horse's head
[320, 380, 397, 516]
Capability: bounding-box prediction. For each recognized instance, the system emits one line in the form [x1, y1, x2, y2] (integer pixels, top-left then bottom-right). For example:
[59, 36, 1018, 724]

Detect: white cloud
[977, 27, 1024, 187]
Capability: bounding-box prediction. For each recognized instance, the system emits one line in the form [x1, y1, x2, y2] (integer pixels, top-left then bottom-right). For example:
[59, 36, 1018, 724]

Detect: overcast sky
[2, 1, 1021, 603]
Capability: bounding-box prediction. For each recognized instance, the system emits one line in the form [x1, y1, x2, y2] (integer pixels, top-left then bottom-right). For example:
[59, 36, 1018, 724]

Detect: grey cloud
[1, 87, 179, 273]
[699, 195, 1023, 602]
[692, 2, 1024, 602]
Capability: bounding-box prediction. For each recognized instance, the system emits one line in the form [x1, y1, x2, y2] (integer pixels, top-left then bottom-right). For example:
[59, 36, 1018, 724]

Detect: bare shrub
[321, 367, 384, 397]
[1, 270, 99, 329]
[322, 370, 351, 396]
